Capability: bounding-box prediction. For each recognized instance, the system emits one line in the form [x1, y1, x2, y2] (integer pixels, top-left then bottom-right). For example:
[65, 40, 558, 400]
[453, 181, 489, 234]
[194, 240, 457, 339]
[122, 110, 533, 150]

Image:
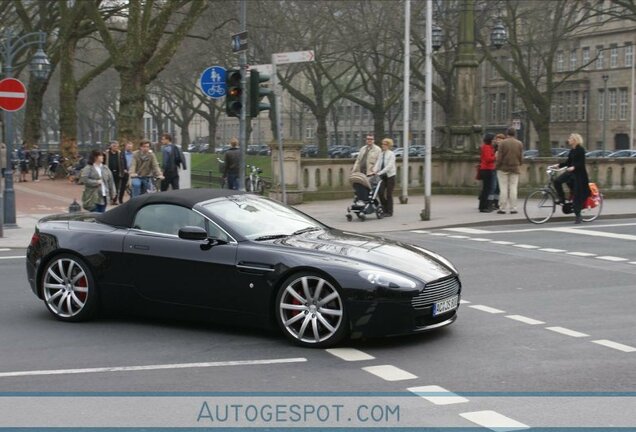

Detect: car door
[122, 203, 242, 311]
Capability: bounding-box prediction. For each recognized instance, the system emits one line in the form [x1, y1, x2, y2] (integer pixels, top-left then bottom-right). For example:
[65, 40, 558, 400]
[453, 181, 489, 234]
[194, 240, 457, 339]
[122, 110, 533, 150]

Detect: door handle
[131, 244, 150, 250]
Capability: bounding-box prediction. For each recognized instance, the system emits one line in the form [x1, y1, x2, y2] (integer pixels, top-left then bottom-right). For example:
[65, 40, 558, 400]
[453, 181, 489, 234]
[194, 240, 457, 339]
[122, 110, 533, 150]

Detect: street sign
[199, 66, 227, 99]
[272, 50, 315, 65]
[512, 118, 521, 130]
[231, 31, 248, 53]
[0, 78, 27, 112]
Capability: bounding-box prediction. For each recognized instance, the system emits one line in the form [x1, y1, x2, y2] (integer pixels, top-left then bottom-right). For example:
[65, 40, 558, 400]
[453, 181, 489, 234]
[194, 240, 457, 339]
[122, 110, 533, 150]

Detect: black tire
[346, 214, 353, 222]
[376, 206, 384, 219]
[256, 180, 265, 195]
[275, 272, 348, 348]
[40, 254, 99, 322]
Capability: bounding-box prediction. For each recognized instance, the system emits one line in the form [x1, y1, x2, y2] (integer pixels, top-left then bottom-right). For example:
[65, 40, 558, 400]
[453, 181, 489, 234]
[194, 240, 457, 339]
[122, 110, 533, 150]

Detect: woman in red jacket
[478, 133, 497, 212]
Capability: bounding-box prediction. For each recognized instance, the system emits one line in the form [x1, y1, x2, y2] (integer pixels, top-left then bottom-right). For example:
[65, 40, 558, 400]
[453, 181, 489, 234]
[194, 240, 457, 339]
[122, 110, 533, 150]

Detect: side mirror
[178, 226, 208, 241]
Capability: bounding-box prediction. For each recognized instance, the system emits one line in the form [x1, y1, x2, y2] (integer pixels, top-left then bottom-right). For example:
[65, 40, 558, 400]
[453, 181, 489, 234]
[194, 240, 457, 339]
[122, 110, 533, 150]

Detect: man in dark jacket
[160, 133, 187, 191]
[104, 141, 122, 204]
[223, 137, 240, 190]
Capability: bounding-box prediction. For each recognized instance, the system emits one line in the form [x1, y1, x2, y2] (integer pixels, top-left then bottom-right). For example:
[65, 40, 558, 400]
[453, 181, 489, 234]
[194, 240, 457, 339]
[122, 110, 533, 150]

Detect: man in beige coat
[495, 127, 524, 214]
[352, 134, 381, 175]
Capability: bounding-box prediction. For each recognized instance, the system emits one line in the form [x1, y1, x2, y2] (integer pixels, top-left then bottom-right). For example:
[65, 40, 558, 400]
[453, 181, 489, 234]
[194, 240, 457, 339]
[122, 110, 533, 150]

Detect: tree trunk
[23, 78, 49, 149]
[117, 68, 146, 144]
[207, 116, 216, 153]
[59, 35, 78, 160]
[315, 110, 328, 157]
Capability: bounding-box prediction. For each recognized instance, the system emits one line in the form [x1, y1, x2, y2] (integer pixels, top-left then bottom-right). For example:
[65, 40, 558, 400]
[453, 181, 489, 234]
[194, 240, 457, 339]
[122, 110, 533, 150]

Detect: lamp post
[1, 31, 50, 230]
[601, 74, 609, 152]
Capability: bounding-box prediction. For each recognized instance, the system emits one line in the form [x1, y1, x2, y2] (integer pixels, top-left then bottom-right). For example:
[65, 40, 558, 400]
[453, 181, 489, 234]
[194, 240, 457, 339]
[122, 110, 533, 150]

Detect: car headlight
[359, 270, 417, 289]
[414, 247, 458, 273]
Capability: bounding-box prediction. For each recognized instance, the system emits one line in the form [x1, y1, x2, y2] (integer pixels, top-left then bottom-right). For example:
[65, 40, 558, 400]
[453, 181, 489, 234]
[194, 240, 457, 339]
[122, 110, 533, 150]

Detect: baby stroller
[346, 172, 384, 221]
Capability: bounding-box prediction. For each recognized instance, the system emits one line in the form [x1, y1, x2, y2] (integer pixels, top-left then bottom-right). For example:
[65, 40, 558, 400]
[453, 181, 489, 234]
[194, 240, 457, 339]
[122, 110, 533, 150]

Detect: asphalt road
[1, 219, 635, 430]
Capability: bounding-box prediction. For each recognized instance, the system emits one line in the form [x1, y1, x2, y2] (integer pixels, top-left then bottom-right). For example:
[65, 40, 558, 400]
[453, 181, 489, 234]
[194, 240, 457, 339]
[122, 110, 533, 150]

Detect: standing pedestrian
[118, 140, 134, 203]
[160, 133, 187, 191]
[352, 133, 381, 175]
[17, 143, 29, 182]
[550, 133, 591, 224]
[223, 137, 240, 190]
[495, 127, 523, 214]
[79, 150, 116, 213]
[370, 138, 396, 217]
[104, 141, 122, 205]
[491, 133, 506, 210]
[29, 144, 41, 182]
[478, 133, 496, 212]
[1, 142, 7, 178]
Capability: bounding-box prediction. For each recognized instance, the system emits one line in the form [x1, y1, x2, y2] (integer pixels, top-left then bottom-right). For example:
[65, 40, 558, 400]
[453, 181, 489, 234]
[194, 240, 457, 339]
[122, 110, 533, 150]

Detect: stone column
[270, 139, 304, 204]
[449, 0, 482, 153]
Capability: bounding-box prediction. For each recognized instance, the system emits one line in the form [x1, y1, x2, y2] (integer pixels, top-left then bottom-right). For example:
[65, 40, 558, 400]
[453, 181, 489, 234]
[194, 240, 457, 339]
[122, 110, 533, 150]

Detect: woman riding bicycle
[549, 133, 591, 224]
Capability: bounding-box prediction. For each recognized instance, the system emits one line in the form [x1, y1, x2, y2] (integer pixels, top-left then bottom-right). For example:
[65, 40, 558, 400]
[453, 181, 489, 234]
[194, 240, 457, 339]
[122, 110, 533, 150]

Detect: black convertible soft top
[95, 188, 245, 228]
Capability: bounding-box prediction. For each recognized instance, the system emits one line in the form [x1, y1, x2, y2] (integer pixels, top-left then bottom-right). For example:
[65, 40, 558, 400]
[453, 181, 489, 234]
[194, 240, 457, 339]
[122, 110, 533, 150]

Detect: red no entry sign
[0, 78, 27, 112]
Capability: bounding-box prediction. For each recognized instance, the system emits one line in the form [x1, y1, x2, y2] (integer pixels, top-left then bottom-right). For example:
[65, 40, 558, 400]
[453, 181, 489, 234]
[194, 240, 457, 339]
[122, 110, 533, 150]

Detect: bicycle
[523, 167, 603, 224]
[245, 164, 265, 195]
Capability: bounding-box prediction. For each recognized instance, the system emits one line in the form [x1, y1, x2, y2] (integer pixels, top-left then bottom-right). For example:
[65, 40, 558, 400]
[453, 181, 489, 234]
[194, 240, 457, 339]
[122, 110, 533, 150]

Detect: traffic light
[225, 68, 242, 117]
[249, 69, 272, 118]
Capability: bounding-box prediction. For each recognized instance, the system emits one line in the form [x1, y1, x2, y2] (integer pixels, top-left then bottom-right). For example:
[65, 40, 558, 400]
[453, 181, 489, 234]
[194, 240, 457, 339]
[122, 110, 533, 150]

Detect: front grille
[411, 276, 460, 309]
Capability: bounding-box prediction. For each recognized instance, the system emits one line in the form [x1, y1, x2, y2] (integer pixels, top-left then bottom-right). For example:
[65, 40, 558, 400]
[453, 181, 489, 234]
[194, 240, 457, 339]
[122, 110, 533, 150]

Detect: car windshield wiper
[253, 234, 290, 241]
[291, 227, 322, 236]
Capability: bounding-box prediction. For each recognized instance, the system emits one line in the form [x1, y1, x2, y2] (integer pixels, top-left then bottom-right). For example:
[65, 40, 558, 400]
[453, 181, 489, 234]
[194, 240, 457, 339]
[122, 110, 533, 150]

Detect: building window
[598, 90, 605, 121]
[557, 92, 564, 121]
[500, 93, 507, 123]
[556, 51, 564, 72]
[353, 105, 360, 122]
[570, 50, 577, 71]
[582, 91, 588, 121]
[610, 46, 618, 68]
[411, 101, 419, 121]
[582, 47, 590, 69]
[564, 91, 571, 121]
[490, 94, 498, 123]
[305, 126, 314, 139]
[572, 91, 579, 121]
[626, 43, 633, 67]
[619, 88, 628, 120]
[412, 132, 418, 146]
[609, 88, 617, 120]
[345, 106, 351, 121]
[596, 47, 604, 69]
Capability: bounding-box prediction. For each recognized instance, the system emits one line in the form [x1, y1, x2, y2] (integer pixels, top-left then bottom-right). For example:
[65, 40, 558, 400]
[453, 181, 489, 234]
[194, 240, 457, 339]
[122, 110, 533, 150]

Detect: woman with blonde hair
[550, 133, 591, 224]
[370, 137, 397, 216]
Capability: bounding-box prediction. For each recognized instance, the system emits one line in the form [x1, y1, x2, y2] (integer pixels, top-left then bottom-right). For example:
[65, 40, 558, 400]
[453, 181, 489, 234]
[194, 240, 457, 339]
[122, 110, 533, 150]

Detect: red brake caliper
[76, 276, 87, 302]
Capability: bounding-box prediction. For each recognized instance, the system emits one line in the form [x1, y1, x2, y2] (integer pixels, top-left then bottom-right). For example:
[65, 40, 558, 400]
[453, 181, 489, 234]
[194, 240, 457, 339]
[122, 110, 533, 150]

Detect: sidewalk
[1, 177, 635, 248]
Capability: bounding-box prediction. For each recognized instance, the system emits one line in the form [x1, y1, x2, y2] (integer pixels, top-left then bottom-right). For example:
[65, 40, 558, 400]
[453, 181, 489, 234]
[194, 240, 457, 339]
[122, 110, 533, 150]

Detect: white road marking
[546, 326, 589, 338]
[429, 233, 448, 236]
[0, 256, 24, 260]
[567, 252, 597, 257]
[595, 256, 629, 262]
[538, 248, 567, 253]
[592, 340, 636, 353]
[459, 299, 471, 304]
[444, 228, 491, 234]
[460, 410, 529, 431]
[448, 235, 470, 239]
[469, 305, 505, 314]
[410, 230, 430, 234]
[361, 365, 417, 381]
[0, 248, 10, 252]
[407, 385, 469, 405]
[491, 240, 514, 245]
[470, 238, 492, 242]
[0, 358, 308, 379]
[513, 244, 540, 249]
[505, 315, 545, 325]
[550, 227, 636, 241]
[325, 348, 375, 361]
[629, 262, 636, 265]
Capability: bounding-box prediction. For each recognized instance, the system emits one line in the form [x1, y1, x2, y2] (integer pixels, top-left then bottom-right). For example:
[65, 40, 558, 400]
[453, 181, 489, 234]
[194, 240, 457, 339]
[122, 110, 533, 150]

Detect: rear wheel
[275, 273, 348, 348]
[41, 254, 98, 322]
[524, 189, 556, 224]
[581, 193, 603, 222]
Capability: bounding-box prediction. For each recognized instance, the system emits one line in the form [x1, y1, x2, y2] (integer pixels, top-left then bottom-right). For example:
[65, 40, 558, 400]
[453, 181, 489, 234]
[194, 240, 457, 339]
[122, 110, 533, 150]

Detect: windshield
[202, 195, 325, 240]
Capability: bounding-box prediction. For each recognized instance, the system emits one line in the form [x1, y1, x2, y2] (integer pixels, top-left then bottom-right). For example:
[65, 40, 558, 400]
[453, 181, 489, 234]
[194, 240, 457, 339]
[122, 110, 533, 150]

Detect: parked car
[258, 144, 271, 156]
[551, 148, 570, 157]
[608, 149, 636, 158]
[247, 145, 260, 155]
[523, 149, 539, 159]
[300, 145, 318, 157]
[26, 189, 461, 348]
[215, 145, 230, 154]
[328, 145, 352, 158]
[585, 150, 613, 158]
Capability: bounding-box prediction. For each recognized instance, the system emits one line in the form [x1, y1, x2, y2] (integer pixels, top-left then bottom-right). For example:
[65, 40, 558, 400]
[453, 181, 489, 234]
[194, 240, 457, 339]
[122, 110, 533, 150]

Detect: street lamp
[602, 74, 609, 152]
[1, 31, 51, 229]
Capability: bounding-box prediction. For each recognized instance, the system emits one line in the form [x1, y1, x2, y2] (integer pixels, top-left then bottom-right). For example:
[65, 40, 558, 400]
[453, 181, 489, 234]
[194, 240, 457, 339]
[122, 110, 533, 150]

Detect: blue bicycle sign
[199, 66, 226, 99]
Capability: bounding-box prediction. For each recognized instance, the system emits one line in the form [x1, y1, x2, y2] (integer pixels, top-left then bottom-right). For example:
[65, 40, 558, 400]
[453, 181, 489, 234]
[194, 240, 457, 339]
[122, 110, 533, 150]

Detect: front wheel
[275, 273, 348, 348]
[524, 189, 556, 224]
[256, 180, 265, 195]
[581, 193, 603, 222]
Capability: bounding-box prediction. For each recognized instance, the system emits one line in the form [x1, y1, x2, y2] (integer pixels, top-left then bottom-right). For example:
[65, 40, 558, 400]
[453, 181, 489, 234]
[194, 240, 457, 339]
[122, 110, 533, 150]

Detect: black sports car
[26, 189, 461, 348]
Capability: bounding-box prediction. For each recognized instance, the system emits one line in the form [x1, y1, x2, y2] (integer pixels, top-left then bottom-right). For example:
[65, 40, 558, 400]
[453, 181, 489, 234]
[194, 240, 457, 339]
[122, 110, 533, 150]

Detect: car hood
[278, 229, 453, 283]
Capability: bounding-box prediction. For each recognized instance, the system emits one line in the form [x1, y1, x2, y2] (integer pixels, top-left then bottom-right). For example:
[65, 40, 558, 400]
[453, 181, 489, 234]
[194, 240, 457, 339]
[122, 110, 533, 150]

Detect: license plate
[433, 295, 459, 316]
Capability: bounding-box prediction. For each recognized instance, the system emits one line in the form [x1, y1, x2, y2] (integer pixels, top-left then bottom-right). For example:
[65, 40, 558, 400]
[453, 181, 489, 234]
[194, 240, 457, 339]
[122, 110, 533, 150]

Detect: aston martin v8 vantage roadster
[26, 189, 461, 347]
